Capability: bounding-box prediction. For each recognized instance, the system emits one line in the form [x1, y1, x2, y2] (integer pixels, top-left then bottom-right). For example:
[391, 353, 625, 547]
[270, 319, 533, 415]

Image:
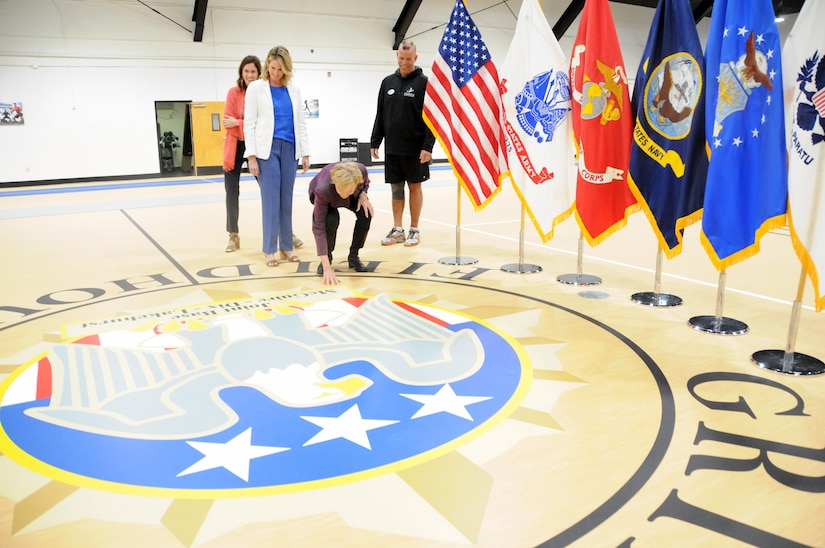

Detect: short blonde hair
[330, 162, 363, 195]
[264, 45, 293, 85]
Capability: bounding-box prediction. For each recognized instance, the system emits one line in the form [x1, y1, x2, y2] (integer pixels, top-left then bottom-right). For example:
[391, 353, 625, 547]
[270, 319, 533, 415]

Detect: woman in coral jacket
[222, 54, 260, 253]
[244, 45, 310, 267]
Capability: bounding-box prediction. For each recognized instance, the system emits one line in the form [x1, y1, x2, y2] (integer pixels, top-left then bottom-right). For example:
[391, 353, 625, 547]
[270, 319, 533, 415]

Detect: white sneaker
[381, 227, 406, 246]
[404, 229, 420, 247]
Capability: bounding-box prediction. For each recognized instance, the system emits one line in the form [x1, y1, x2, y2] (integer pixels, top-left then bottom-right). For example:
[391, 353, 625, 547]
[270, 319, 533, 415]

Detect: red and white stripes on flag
[813, 88, 825, 118]
[424, 0, 507, 210]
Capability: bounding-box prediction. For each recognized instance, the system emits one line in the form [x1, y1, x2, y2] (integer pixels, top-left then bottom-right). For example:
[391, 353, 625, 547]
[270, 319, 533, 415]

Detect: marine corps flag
[701, 0, 787, 271]
[628, 0, 707, 259]
[569, 0, 637, 246]
[783, 0, 825, 312]
[500, 0, 576, 242]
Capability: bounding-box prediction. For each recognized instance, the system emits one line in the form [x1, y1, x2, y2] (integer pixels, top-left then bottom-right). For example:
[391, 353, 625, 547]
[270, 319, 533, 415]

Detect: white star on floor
[400, 384, 491, 420]
[177, 427, 288, 482]
[301, 404, 398, 449]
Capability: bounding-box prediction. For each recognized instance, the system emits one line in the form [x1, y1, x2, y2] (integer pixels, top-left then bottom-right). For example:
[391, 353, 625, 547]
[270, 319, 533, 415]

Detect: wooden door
[190, 101, 225, 172]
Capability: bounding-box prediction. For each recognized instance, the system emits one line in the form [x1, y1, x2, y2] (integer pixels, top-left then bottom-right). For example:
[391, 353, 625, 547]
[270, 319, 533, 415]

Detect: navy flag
[628, 0, 707, 259]
[701, 0, 787, 270]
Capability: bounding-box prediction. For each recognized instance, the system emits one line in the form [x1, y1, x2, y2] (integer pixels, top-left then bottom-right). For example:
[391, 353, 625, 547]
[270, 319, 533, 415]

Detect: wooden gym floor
[0, 165, 823, 547]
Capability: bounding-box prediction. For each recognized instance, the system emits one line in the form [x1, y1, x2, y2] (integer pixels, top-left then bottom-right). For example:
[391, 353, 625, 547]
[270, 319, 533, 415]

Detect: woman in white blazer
[244, 45, 311, 267]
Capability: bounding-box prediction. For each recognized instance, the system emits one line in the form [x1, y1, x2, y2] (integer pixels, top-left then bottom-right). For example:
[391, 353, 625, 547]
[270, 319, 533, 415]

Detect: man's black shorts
[384, 154, 430, 184]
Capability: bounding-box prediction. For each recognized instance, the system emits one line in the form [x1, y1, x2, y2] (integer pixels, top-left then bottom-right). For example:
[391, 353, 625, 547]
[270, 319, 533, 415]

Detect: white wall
[1, 0, 795, 185]
[0, 0, 410, 183]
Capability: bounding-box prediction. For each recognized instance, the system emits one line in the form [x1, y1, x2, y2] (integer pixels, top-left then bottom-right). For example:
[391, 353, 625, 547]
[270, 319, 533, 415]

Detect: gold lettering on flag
[633, 120, 685, 178]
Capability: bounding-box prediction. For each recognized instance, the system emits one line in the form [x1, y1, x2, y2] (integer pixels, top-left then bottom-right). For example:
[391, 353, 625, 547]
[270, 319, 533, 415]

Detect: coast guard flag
[783, 0, 825, 312]
[628, 0, 707, 259]
[569, 0, 637, 246]
[500, 0, 576, 242]
[701, 0, 787, 271]
[424, 0, 507, 210]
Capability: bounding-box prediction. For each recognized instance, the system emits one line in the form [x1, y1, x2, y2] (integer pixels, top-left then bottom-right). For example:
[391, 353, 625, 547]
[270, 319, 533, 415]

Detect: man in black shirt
[370, 40, 436, 248]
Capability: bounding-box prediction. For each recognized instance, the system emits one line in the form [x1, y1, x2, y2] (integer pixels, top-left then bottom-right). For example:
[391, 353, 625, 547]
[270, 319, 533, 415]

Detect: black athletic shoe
[348, 256, 367, 272]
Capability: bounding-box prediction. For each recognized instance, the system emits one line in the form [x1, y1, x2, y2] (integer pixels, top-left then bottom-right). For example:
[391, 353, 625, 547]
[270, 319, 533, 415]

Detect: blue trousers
[257, 138, 296, 254]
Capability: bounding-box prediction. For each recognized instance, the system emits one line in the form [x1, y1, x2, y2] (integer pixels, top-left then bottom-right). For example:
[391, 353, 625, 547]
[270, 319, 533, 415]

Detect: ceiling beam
[773, 0, 806, 15]
[692, 0, 713, 21]
[552, 0, 585, 40]
[192, 0, 208, 42]
[392, 0, 423, 50]
[551, 0, 805, 30]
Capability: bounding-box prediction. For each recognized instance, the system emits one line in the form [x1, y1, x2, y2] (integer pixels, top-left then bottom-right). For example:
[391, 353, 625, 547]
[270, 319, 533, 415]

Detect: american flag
[814, 88, 825, 118]
[423, 0, 507, 210]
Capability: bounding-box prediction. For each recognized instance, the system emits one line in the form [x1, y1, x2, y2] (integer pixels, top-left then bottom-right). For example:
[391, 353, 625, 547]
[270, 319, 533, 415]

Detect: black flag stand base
[631, 247, 682, 307]
[688, 270, 749, 335]
[439, 185, 478, 266]
[502, 207, 541, 274]
[557, 233, 601, 286]
[750, 268, 825, 376]
[751, 350, 825, 376]
[633, 292, 683, 307]
[688, 315, 749, 335]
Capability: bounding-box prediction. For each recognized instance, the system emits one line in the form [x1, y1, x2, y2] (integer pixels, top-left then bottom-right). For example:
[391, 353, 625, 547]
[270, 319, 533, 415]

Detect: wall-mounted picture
[303, 99, 319, 119]
[1, 102, 24, 124]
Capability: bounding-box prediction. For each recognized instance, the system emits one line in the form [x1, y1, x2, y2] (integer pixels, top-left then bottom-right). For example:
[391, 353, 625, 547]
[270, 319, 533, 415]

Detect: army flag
[627, 0, 707, 259]
[783, 0, 825, 312]
[569, 0, 637, 246]
[701, 0, 787, 271]
[424, 0, 507, 210]
[500, 0, 576, 242]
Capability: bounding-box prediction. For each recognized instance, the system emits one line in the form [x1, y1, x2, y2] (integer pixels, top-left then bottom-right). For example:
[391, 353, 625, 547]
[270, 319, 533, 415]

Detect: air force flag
[701, 0, 787, 270]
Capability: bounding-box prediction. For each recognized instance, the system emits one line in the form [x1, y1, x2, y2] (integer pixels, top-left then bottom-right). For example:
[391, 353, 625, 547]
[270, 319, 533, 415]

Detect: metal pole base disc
[751, 350, 825, 376]
[688, 315, 749, 335]
[438, 256, 478, 266]
[501, 263, 542, 274]
[557, 273, 602, 286]
[631, 292, 683, 307]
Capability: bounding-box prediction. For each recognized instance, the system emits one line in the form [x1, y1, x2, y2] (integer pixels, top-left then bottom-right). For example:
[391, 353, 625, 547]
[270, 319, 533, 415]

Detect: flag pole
[557, 231, 601, 285]
[438, 184, 478, 266]
[751, 267, 825, 375]
[501, 204, 541, 274]
[688, 269, 748, 335]
[631, 245, 682, 307]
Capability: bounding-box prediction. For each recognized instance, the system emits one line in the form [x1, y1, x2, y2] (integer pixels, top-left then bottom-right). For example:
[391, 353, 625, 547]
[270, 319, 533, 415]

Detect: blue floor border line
[0, 164, 455, 198]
